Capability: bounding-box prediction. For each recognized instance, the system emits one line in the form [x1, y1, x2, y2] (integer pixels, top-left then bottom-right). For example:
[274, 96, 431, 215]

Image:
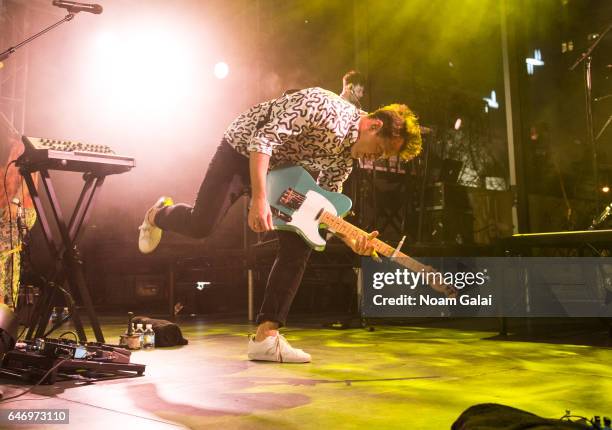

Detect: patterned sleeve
[247, 91, 317, 156]
[317, 159, 353, 193]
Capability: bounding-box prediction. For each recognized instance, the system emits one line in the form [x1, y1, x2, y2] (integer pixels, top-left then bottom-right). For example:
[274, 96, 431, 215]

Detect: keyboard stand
[19, 165, 106, 343]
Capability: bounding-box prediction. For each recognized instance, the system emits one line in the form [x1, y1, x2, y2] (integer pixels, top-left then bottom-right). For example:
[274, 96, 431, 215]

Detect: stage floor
[1, 317, 611, 429]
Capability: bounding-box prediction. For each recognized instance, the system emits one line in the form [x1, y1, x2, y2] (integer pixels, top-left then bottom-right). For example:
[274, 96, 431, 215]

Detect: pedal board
[0, 338, 145, 384]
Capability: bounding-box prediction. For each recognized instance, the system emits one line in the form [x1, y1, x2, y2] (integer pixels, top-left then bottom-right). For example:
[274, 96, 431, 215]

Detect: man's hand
[248, 196, 274, 233]
[248, 151, 273, 233]
[341, 230, 380, 257]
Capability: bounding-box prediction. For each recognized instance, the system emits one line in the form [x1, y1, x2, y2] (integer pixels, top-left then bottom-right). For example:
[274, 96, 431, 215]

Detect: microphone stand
[569, 20, 612, 214]
[0, 13, 76, 63]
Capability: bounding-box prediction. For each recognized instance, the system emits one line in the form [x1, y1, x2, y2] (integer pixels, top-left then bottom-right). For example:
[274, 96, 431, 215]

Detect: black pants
[154, 139, 312, 327]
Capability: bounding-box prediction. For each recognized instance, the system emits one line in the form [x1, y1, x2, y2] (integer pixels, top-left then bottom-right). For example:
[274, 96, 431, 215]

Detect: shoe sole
[138, 197, 173, 254]
[247, 353, 311, 363]
[138, 226, 162, 254]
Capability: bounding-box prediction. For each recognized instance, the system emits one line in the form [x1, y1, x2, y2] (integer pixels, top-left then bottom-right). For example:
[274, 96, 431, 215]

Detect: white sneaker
[247, 334, 311, 363]
[138, 196, 173, 254]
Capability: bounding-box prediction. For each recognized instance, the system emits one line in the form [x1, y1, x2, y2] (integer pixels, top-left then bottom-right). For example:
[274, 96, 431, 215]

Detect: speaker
[420, 209, 474, 244]
[103, 273, 167, 310]
[467, 188, 514, 244]
[425, 182, 471, 210]
[350, 168, 413, 241]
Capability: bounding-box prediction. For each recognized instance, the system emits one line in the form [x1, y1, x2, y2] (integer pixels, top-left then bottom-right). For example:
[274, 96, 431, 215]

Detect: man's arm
[248, 151, 274, 232]
[245, 91, 315, 232]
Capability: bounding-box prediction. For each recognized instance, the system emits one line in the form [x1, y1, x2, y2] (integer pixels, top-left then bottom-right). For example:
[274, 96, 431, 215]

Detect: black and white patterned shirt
[223, 87, 361, 192]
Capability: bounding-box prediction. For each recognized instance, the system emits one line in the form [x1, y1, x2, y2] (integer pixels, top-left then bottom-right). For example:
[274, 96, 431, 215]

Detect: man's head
[351, 104, 422, 162]
[342, 70, 365, 103]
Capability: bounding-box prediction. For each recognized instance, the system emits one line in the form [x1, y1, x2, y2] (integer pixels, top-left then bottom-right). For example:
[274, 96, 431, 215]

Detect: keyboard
[17, 136, 135, 175]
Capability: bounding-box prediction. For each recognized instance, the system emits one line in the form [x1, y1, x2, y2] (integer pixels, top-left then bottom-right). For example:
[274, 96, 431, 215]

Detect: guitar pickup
[271, 207, 292, 222]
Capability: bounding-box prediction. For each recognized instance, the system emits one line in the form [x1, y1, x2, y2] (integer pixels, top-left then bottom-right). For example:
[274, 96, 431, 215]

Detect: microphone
[52, 0, 103, 14]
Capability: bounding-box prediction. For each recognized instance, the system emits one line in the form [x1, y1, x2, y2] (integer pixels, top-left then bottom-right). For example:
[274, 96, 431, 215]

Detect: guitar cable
[0, 358, 69, 403]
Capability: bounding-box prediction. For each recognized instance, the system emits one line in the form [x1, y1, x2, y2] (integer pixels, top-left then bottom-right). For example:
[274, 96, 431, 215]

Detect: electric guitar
[266, 166, 457, 297]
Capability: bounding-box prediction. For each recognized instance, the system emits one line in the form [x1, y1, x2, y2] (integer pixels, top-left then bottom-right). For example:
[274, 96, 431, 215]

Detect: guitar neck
[318, 211, 431, 273]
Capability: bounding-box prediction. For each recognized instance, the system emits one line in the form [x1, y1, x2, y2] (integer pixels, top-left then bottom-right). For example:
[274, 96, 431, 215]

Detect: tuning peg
[391, 235, 406, 258]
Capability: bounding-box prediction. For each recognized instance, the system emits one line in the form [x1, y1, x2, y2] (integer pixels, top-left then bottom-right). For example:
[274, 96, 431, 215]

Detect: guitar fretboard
[318, 211, 433, 274]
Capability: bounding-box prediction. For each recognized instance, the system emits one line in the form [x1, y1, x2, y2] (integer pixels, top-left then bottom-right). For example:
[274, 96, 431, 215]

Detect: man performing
[138, 87, 422, 363]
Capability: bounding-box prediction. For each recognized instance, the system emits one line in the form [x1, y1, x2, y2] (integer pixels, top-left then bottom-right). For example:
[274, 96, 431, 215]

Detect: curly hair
[368, 104, 422, 161]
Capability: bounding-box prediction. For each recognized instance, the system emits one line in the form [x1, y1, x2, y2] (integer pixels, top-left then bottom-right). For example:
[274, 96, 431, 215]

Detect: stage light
[602, 186, 610, 193]
[526, 49, 544, 75]
[483, 90, 498, 109]
[587, 33, 600, 42]
[561, 41, 574, 53]
[454, 118, 462, 130]
[214, 62, 229, 79]
[87, 22, 198, 121]
[196, 281, 211, 290]
[95, 31, 118, 50]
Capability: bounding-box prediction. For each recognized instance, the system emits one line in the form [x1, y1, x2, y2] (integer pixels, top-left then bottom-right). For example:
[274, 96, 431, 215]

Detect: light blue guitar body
[266, 166, 352, 251]
[266, 167, 459, 298]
